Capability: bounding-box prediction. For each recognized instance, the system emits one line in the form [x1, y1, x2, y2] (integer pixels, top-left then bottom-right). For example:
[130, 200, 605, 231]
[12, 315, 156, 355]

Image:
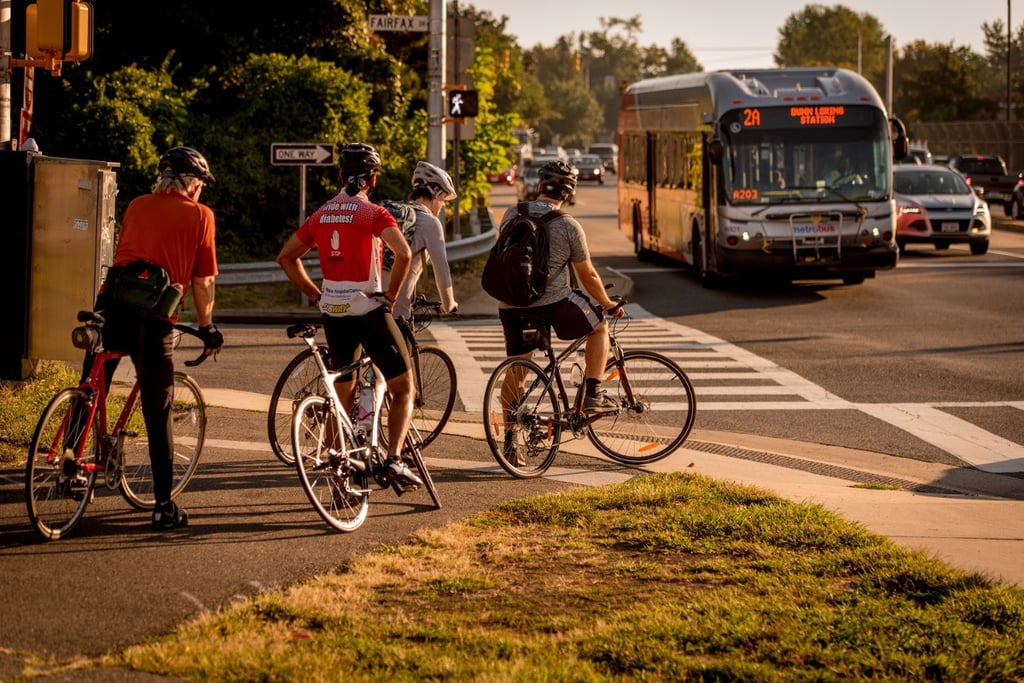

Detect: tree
[775, 4, 889, 95]
[894, 41, 995, 123]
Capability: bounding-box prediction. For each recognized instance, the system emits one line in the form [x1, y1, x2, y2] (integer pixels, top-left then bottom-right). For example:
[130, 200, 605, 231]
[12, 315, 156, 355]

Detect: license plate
[940, 222, 960, 233]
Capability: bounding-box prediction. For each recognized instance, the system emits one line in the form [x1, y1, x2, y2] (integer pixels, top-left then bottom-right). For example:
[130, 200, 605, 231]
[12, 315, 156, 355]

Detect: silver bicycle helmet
[159, 146, 215, 183]
[411, 161, 457, 200]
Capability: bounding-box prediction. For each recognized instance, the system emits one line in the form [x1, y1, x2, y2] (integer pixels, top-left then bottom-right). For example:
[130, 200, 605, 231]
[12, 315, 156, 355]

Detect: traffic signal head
[26, 0, 93, 62]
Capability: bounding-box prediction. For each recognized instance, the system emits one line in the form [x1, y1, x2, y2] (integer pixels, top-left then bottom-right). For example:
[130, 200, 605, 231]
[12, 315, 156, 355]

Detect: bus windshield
[719, 105, 892, 206]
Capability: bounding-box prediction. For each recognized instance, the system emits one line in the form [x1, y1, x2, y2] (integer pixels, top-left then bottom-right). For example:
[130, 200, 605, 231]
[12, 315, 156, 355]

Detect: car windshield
[894, 169, 971, 195]
[577, 155, 602, 166]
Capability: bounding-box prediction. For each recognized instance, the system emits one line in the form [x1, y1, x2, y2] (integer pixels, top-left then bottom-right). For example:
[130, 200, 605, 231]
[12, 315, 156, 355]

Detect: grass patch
[64, 472, 1024, 681]
[0, 361, 79, 465]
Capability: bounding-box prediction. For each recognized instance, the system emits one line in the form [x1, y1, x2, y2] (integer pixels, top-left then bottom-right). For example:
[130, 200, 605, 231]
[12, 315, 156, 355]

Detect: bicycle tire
[382, 345, 456, 449]
[293, 394, 369, 532]
[120, 372, 207, 510]
[482, 358, 561, 478]
[267, 345, 327, 465]
[25, 388, 98, 540]
[403, 425, 441, 509]
[586, 350, 696, 465]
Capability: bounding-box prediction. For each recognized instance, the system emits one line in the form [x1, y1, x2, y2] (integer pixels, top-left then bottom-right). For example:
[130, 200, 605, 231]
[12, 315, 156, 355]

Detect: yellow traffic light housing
[22, 0, 93, 74]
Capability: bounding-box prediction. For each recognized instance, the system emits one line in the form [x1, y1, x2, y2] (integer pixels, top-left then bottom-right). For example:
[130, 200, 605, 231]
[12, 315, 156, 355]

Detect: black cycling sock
[585, 378, 600, 397]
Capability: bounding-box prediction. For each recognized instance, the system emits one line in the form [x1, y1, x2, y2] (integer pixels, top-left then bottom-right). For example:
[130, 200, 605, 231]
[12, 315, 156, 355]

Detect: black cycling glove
[198, 324, 224, 352]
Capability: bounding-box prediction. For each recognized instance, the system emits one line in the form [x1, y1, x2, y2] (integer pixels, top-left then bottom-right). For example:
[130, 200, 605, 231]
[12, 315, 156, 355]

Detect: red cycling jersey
[296, 190, 397, 317]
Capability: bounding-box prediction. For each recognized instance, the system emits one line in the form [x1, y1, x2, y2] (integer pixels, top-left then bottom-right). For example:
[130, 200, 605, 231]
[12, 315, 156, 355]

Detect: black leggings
[81, 312, 176, 503]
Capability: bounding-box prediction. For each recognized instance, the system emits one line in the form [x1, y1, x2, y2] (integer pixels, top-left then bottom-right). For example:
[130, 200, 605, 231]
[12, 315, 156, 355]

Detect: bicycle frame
[523, 319, 631, 435]
[297, 330, 384, 465]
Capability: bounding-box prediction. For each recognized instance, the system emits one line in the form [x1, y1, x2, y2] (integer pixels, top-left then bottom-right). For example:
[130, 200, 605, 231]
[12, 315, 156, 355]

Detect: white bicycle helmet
[412, 161, 457, 200]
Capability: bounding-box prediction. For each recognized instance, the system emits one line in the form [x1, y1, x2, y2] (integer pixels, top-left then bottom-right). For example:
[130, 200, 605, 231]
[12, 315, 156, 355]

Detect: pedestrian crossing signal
[448, 90, 478, 118]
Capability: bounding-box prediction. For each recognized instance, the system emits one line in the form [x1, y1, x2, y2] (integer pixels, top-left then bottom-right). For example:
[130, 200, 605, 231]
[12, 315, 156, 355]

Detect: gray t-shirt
[495, 199, 589, 308]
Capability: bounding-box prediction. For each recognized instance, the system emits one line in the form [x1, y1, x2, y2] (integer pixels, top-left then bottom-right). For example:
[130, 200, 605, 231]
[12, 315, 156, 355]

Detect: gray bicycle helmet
[159, 146, 215, 183]
[537, 159, 578, 201]
[412, 161, 457, 200]
[339, 142, 382, 176]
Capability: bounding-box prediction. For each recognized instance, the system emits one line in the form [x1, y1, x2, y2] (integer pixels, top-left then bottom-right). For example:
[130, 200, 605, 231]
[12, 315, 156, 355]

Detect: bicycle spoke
[25, 389, 97, 540]
[120, 373, 207, 509]
[293, 395, 369, 532]
[268, 346, 325, 465]
[483, 359, 561, 478]
[587, 351, 696, 464]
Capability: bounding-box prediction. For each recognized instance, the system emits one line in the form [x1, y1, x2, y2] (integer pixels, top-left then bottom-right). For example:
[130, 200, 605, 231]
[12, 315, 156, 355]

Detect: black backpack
[481, 202, 565, 307]
[380, 199, 418, 271]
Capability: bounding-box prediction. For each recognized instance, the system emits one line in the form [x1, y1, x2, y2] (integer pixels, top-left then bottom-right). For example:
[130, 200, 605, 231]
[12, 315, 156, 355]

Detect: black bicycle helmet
[339, 142, 382, 176]
[159, 146, 215, 183]
[537, 159, 578, 201]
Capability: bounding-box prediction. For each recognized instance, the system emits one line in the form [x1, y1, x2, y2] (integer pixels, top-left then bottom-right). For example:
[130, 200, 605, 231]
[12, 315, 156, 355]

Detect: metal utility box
[0, 152, 118, 379]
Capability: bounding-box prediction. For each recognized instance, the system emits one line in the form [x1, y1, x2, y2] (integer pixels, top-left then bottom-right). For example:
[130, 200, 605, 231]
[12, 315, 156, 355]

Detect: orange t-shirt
[113, 191, 218, 291]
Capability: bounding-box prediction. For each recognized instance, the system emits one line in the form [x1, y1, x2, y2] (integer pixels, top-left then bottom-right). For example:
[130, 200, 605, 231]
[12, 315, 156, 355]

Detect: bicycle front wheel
[293, 395, 369, 532]
[587, 350, 696, 465]
[268, 346, 326, 465]
[25, 389, 98, 540]
[408, 345, 457, 448]
[482, 358, 561, 478]
[120, 372, 207, 510]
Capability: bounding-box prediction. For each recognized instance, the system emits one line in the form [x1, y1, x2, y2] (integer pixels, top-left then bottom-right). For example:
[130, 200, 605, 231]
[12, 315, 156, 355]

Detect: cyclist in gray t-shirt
[495, 159, 624, 426]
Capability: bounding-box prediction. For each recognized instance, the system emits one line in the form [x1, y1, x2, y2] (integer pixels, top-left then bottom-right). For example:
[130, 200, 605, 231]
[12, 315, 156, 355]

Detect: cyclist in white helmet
[389, 161, 459, 321]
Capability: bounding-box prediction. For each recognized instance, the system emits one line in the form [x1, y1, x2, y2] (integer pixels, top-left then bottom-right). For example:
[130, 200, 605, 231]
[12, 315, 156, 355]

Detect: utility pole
[427, 0, 445, 167]
[1, 0, 12, 147]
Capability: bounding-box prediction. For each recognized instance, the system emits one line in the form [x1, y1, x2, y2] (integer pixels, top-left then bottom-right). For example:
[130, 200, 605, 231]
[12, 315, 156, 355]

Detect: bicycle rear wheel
[586, 350, 696, 465]
[120, 372, 207, 510]
[293, 395, 369, 532]
[268, 346, 327, 465]
[25, 389, 98, 540]
[402, 425, 441, 509]
[482, 358, 561, 478]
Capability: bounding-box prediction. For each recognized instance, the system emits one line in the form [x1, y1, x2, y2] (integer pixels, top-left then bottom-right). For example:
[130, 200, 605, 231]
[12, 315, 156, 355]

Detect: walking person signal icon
[448, 90, 478, 118]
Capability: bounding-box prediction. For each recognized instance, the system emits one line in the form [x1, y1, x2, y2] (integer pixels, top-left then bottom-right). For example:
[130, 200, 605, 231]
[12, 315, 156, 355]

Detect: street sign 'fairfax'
[369, 14, 428, 32]
[270, 143, 334, 166]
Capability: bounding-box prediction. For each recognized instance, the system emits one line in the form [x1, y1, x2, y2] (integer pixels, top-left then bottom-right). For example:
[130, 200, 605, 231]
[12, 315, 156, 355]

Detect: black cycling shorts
[499, 290, 604, 356]
[322, 307, 410, 380]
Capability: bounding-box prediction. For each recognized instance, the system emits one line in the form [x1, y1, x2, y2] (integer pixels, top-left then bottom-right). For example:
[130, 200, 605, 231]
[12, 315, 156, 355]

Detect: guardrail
[217, 207, 498, 285]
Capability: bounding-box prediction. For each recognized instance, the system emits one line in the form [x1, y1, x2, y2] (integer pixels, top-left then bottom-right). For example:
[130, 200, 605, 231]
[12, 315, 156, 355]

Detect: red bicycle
[25, 310, 210, 540]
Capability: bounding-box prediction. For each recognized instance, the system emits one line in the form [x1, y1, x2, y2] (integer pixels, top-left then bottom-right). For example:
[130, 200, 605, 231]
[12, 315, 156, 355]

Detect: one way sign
[270, 143, 334, 166]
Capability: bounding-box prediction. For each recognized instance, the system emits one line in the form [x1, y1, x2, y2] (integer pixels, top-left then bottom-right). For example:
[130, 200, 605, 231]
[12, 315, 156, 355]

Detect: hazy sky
[463, 1, 1013, 69]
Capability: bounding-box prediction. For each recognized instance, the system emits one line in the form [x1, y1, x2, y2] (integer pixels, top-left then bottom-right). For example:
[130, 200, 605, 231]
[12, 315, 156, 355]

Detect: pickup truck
[948, 154, 1023, 216]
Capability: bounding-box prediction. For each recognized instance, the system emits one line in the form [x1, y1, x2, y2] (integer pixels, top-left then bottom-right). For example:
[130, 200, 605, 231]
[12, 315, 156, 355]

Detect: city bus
[617, 67, 908, 285]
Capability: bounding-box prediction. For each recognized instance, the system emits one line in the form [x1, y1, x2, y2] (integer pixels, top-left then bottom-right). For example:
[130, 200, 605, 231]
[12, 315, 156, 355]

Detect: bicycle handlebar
[174, 323, 213, 367]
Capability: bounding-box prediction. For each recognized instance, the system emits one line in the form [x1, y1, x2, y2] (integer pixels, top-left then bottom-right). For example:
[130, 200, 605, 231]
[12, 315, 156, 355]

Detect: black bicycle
[266, 295, 457, 464]
[482, 300, 697, 478]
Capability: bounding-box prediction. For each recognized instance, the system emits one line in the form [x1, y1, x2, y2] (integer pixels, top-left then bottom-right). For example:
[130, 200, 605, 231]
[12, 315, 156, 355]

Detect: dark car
[947, 153, 1022, 216]
[588, 143, 618, 174]
[893, 164, 991, 255]
[515, 164, 541, 202]
[573, 154, 606, 184]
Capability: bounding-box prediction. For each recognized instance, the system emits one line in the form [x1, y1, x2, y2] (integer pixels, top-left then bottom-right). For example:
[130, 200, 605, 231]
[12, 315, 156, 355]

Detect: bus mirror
[708, 139, 723, 165]
[890, 117, 908, 161]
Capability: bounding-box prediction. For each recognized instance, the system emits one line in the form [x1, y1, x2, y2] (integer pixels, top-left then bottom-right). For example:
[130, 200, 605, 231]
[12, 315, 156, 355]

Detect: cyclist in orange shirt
[93, 146, 223, 530]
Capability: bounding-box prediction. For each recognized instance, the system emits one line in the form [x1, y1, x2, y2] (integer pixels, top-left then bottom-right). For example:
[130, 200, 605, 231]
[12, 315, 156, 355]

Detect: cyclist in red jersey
[94, 146, 223, 530]
[277, 142, 423, 492]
